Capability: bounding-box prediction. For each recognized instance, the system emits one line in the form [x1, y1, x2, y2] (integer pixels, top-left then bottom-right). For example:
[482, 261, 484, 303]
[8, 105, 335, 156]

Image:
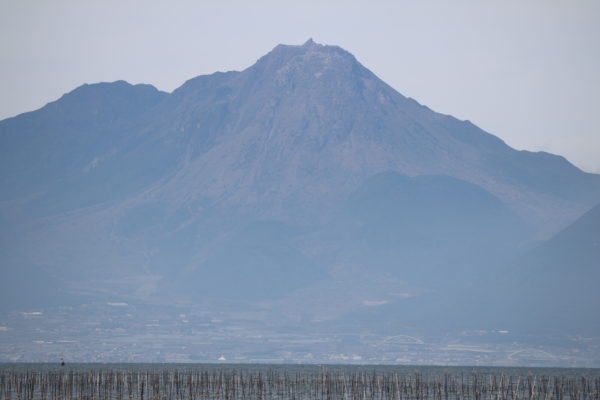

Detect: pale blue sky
[1, 0, 599, 172]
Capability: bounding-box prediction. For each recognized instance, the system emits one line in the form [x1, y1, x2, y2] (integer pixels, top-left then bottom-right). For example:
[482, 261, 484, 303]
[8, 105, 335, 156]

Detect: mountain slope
[1, 40, 599, 339]
[121, 40, 600, 233]
[503, 203, 600, 333]
[527, 202, 600, 271]
[0, 81, 167, 202]
[340, 172, 527, 282]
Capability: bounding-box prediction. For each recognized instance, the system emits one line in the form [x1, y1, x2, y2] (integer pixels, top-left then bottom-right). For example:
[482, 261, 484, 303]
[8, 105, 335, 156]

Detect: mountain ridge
[1, 40, 599, 347]
[89, 41, 599, 235]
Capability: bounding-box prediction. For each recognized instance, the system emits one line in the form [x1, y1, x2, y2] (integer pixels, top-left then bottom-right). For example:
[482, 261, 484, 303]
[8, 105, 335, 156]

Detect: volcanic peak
[252, 39, 361, 77]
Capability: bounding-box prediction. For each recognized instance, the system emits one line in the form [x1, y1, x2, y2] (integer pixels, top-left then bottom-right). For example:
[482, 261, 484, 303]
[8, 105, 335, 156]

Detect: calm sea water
[1, 362, 599, 376]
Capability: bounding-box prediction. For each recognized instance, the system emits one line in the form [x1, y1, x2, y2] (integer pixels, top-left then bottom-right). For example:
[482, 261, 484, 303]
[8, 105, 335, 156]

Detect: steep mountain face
[1, 40, 599, 337]
[3, 40, 599, 226]
[110, 40, 600, 232]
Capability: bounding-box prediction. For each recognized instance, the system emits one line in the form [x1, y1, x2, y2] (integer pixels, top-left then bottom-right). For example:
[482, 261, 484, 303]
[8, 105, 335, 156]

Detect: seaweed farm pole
[0, 367, 599, 400]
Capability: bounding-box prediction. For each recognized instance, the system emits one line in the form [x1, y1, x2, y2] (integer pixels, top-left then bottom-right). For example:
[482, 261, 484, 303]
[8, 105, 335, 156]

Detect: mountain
[1, 40, 600, 359]
[526, 202, 600, 272]
[0, 81, 167, 203]
[130, 40, 600, 232]
[259, 171, 529, 332]
[503, 203, 600, 334]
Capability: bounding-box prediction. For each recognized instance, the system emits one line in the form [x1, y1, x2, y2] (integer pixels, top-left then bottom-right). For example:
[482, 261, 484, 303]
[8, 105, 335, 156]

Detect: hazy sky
[1, 0, 599, 172]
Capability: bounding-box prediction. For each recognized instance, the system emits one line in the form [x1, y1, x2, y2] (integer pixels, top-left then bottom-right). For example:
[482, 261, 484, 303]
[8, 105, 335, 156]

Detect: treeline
[0, 368, 599, 400]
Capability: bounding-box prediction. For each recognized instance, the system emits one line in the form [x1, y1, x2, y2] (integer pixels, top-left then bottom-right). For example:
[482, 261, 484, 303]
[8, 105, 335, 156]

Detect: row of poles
[0, 368, 599, 400]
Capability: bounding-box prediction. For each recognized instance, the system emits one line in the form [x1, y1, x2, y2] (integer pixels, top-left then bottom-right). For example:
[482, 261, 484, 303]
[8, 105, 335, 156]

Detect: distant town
[1, 302, 598, 367]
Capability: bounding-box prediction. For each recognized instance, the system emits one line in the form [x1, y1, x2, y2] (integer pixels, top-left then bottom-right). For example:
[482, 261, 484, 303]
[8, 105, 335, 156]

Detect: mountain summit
[67, 40, 597, 231]
[1, 41, 599, 355]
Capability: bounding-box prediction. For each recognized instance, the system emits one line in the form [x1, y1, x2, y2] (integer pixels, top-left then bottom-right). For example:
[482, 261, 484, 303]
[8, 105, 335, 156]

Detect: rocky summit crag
[1, 40, 600, 350]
